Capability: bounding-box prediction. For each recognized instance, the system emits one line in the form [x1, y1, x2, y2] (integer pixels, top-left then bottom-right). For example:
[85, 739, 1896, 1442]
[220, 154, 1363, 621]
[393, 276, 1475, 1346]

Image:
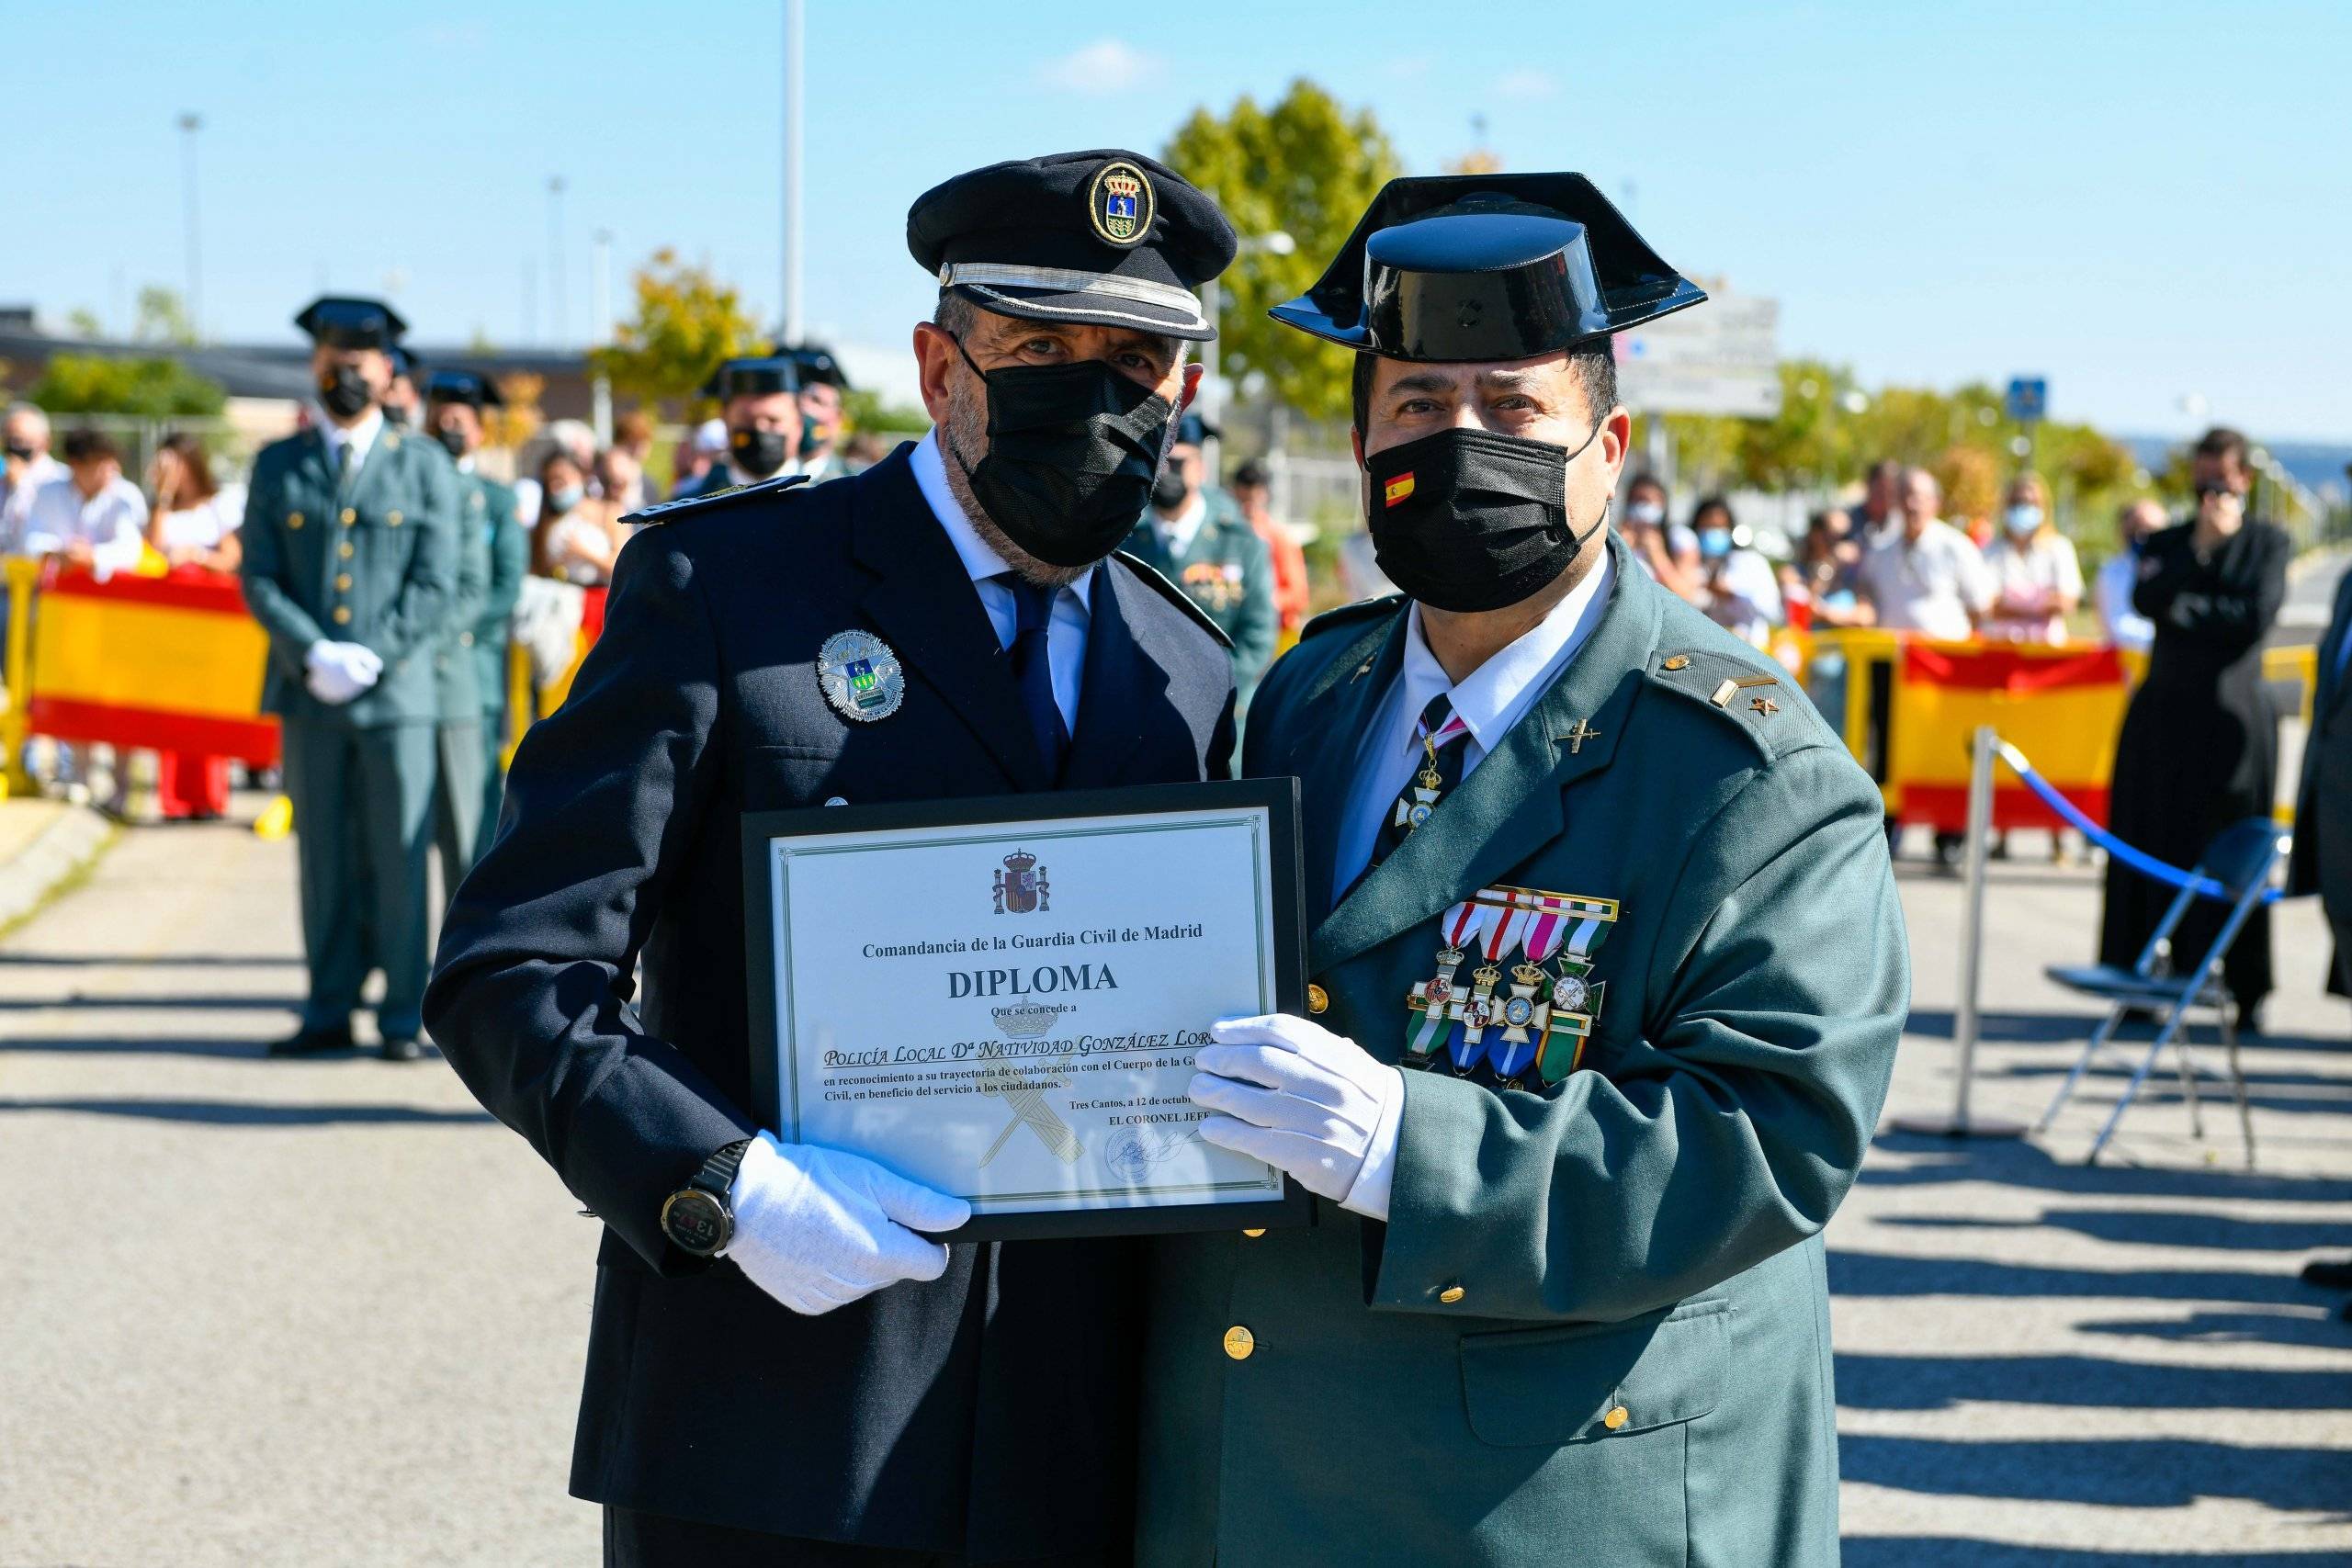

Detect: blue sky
[9, 1, 2349, 440]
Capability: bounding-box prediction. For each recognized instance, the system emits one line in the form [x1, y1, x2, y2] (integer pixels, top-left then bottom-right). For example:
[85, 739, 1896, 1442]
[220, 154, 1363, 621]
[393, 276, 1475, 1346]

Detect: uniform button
[388, 511, 402, 526]
[459, 631, 474, 646]
[1241, 1228, 1266, 1238]
[339, 542, 355, 559]
[1306, 984, 1329, 1015]
[287, 511, 304, 530]
[1222, 1325, 1255, 1361]
[1438, 1284, 1465, 1304]
[335, 573, 352, 591]
[332, 606, 353, 626]
[1602, 1405, 1629, 1430]
[1663, 654, 1690, 671]
[340, 508, 356, 525]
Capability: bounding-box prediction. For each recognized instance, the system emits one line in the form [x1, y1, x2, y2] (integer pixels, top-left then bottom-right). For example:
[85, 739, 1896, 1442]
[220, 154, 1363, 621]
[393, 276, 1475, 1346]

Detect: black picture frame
[741, 777, 1312, 1242]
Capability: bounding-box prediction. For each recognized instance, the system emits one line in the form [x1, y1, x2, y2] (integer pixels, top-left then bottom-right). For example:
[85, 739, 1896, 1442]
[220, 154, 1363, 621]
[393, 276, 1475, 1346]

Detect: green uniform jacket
[1138, 536, 1907, 1568]
[472, 476, 527, 720]
[1125, 488, 1277, 697]
[241, 423, 459, 728]
[434, 458, 492, 722]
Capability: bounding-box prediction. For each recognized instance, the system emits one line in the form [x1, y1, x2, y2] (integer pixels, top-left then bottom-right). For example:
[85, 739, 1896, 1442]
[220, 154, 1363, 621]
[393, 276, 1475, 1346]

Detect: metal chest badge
[1403, 885, 1618, 1090]
[816, 630, 904, 722]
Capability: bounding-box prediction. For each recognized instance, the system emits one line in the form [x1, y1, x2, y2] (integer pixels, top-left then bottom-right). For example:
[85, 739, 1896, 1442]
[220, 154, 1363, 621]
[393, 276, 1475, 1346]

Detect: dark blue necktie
[1002, 574, 1069, 779]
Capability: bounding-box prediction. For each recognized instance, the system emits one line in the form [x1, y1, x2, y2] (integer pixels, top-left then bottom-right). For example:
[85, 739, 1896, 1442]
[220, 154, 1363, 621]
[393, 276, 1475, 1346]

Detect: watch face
[661, 1189, 729, 1256]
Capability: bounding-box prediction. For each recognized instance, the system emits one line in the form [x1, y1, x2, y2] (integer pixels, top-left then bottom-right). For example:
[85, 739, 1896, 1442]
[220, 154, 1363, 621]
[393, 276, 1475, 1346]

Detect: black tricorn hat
[786, 344, 849, 390]
[424, 368, 504, 409]
[1271, 173, 1704, 362]
[703, 355, 801, 400]
[294, 295, 408, 350]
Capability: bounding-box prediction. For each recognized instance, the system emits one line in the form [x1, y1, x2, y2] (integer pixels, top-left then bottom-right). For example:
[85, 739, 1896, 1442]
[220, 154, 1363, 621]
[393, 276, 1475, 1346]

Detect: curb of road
[0, 804, 119, 939]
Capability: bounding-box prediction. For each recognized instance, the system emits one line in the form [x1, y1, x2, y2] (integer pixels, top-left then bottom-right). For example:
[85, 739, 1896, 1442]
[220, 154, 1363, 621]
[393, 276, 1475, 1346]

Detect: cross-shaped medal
[1562, 718, 1602, 755]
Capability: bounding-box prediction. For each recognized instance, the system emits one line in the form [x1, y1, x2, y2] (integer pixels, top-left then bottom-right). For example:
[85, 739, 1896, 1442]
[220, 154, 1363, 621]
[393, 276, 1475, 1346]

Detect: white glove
[303, 639, 382, 704]
[1189, 1013, 1405, 1221]
[725, 1131, 971, 1316]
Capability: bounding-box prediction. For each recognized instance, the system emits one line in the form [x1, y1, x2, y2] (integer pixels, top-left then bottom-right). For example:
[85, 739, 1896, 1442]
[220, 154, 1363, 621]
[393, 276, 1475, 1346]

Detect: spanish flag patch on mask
[1385, 473, 1415, 507]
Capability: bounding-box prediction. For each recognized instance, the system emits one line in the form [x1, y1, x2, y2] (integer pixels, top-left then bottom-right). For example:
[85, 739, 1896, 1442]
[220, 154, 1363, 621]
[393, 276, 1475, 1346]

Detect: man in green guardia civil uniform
[1125, 412, 1277, 701]
[423, 367, 528, 876]
[1141, 175, 1908, 1567]
[242, 297, 459, 1062]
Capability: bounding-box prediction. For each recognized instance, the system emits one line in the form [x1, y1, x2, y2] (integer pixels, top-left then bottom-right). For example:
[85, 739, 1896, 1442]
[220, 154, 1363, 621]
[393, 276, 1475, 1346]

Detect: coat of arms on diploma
[992, 849, 1049, 915]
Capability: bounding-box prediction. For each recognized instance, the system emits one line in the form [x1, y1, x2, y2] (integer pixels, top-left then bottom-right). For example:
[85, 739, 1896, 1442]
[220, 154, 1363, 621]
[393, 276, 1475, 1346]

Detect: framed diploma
[741, 779, 1311, 1241]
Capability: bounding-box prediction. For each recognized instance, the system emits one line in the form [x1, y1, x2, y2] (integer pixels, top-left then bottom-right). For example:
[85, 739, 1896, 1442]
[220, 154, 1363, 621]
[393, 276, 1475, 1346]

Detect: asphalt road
[1, 807, 2347, 1565]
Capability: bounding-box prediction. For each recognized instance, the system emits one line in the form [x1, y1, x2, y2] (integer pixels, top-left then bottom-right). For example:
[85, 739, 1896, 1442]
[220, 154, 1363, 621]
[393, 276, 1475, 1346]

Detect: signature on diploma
[977, 1053, 1084, 1168]
[1103, 1126, 1199, 1185]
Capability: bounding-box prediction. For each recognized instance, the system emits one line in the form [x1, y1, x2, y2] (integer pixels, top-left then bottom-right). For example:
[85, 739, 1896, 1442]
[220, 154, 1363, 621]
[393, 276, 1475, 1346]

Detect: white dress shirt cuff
[1339, 1066, 1407, 1222]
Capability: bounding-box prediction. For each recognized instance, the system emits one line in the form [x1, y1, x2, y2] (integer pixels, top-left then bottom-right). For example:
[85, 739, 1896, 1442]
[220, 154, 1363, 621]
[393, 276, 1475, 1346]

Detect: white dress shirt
[2, 453, 67, 552]
[21, 474, 149, 578]
[1857, 518, 1995, 641]
[315, 405, 384, 483]
[909, 432, 1091, 733]
[1151, 491, 1208, 558]
[2094, 550, 2155, 651]
[1332, 547, 1616, 902]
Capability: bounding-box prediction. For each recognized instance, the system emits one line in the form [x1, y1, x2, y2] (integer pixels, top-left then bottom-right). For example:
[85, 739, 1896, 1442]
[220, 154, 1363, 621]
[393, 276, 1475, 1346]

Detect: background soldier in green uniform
[424, 368, 526, 878]
[1140, 175, 1908, 1567]
[241, 297, 459, 1062]
[1126, 412, 1276, 699]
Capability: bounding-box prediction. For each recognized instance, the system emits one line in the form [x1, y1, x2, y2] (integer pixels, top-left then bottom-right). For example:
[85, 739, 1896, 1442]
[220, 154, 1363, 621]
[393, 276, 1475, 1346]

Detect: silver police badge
[815, 630, 904, 722]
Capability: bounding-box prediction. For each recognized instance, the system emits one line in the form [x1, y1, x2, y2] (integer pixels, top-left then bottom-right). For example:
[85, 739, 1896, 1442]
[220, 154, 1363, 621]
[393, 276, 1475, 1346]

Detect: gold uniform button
[1241, 1227, 1265, 1238]
[335, 573, 352, 591]
[459, 631, 475, 647]
[339, 542, 355, 559]
[387, 511, 402, 526]
[1306, 984, 1329, 1015]
[1222, 1325, 1255, 1361]
[287, 511, 305, 530]
[340, 508, 356, 525]
[332, 606, 353, 626]
[1438, 1284, 1466, 1304]
[1603, 1405, 1629, 1431]
[1663, 654, 1690, 671]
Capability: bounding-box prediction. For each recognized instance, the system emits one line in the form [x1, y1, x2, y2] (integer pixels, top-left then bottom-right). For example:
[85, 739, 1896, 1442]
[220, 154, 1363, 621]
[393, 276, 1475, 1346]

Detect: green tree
[590, 248, 763, 415]
[132, 286, 198, 347]
[28, 353, 225, 417]
[842, 387, 930, 436]
[1163, 80, 1402, 424]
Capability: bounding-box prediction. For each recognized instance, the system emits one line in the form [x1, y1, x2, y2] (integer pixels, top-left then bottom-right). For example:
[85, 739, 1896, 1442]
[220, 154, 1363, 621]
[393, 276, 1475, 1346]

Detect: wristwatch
[660, 1138, 753, 1258]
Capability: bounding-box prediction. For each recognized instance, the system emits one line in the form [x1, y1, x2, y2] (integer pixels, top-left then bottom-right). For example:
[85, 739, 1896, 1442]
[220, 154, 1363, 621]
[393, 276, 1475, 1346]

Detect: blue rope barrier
[1992, 739, 2281, 904]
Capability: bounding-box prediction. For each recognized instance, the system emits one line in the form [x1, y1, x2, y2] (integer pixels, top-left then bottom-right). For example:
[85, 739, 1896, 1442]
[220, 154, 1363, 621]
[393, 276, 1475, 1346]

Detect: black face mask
[433, 424, 469, 460]
[4, 442, 34, 462]
[731, 425, 790, 479]
[946, 336, 1174, 569]
[383, 401, 412, 428]
[1150, 468, 1190, 512]
[1363, 421, 1606, 613]
[797, 425, 828, 462]
[319, 364, 374, 421]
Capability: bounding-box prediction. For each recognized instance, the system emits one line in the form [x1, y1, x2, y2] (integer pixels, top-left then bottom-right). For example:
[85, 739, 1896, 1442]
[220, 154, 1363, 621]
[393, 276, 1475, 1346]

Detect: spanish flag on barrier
[1891, 640, 2127, 833]
[26, 566, 280, 765]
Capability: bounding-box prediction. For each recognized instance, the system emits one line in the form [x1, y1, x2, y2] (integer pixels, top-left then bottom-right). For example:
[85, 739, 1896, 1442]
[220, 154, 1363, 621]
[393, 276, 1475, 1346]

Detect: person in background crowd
[1125, 411, 1275, 699]
[1854, 457, 1903, 541]
[788, 344, 853, 482]
[673, 357, 804, 500]
[1690, 493, 1783, 647]
[2099, 426, 2289, 1034]
[514, 420, 599, 526]
[1855, 466, 1993, 640]
[1620, 471, 1700, 600]
[669, 418, 726, 499]
[425, 369, 528, 845]
[1784, 506, 1874, 629]
[2096, 497, 2165, 650]
[595, 444, 649, 516]
[530, 448, 625, 585]
[3, 401, 67, 552]
[612, 409, 656, 472]
[241, 295, 458, 1063]
[414, 372, 501, 898]
[1980, 470, 2084, 644]
[24, 428, 148, 578]
[1229, 457, 1309, 640]
[840, 430, 890, 473]
[145, 434, 243, 573]
[140, 434, 243, 819]
[381, 345, 421, 429]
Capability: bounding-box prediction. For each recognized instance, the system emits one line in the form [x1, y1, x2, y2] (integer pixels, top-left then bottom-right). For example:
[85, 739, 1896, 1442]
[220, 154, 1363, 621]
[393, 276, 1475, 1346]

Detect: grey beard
[937, 375, 1096, 591]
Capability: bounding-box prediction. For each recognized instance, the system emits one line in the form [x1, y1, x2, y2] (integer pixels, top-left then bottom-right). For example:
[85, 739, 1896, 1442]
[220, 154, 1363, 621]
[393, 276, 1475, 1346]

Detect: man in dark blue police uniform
[673, 355, 806, 500]
[426, 149, 1238, 1567]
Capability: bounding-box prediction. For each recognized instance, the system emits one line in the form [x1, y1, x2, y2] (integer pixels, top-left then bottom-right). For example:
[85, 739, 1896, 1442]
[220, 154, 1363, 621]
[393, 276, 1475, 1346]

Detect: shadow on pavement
[2075, 1309, 2351, 1351]
[1859, 1131, 2352, 1203]
[1843, 1539, 2346, 1566]
[0, 1097, 490, 1126]
[1879, 1207, 2352, 1253]
[1838, 1434, 2352, 1514]
[0, 1034, 300, 1061]
[0, 992, 304, 1011]
[0, 953, 302, 967]
[1828, 1250, 2321, 1305]
[1835, 1351, 2349, 1410]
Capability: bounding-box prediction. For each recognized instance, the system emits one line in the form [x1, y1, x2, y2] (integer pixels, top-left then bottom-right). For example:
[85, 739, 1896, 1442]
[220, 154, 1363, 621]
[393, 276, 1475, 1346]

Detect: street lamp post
[547, 176, 568, 347]
[781, 0, 805, 347]
[592, 229, 614, 446]
[177, 113, 203, 338]
[1200, 229, 1293, 482]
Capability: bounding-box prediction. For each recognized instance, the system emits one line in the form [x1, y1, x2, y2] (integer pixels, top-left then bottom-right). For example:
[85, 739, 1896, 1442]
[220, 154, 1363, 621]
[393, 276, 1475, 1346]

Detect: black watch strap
[661, 1137, 754, 1258]
[693, 1137, 754, 1201]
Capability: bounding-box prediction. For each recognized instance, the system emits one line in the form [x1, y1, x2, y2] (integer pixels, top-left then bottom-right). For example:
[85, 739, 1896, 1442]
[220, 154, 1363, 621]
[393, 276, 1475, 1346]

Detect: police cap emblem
[816, 629, 905, 722]
[1087, 159, 1155, 248]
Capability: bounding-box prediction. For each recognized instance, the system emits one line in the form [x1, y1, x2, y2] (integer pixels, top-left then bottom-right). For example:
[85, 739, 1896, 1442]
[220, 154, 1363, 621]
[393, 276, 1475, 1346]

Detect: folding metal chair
[2037, 817, 2287, 1167]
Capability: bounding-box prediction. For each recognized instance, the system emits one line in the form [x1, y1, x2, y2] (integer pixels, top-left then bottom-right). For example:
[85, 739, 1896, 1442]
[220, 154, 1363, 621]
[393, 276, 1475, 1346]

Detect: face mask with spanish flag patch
[1363, 419, 1606, 613]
